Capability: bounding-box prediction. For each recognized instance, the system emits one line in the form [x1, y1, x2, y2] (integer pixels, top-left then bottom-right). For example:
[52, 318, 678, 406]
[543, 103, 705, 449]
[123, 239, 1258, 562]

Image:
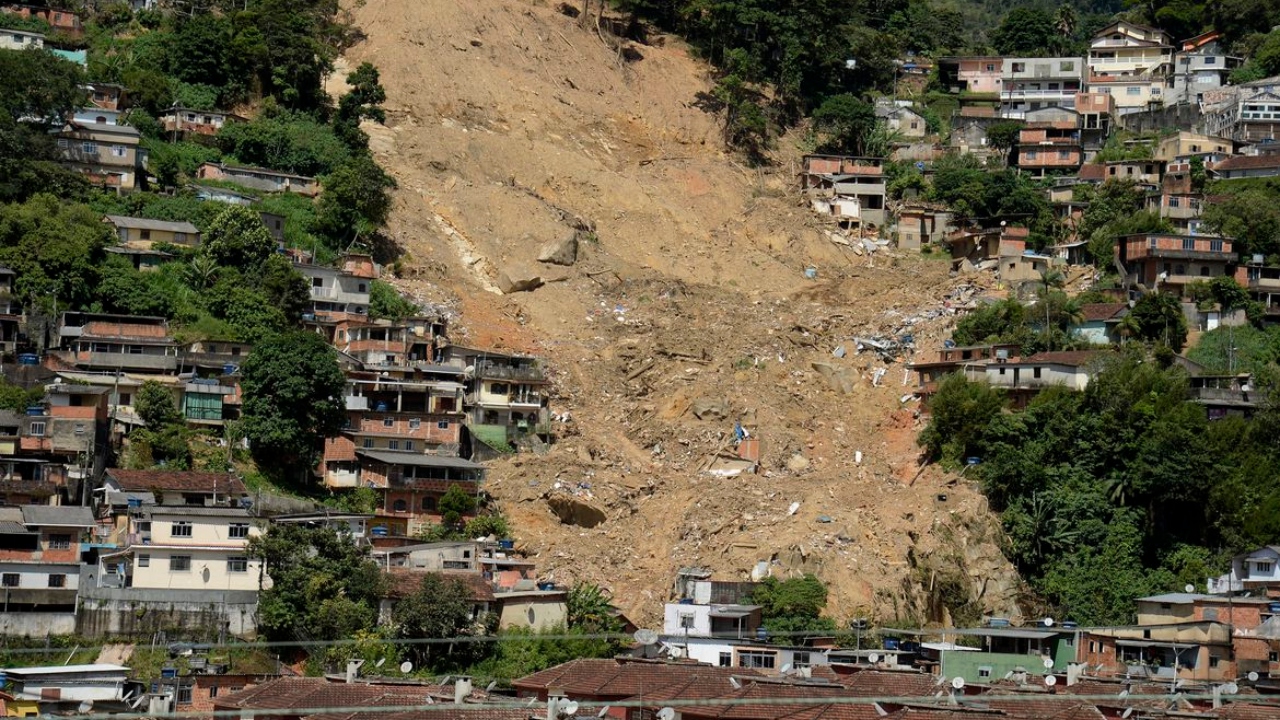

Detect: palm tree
[1055, 5, 1077, 41]
[1116, 313, 1141, 345]
[186, 252, 218, 290]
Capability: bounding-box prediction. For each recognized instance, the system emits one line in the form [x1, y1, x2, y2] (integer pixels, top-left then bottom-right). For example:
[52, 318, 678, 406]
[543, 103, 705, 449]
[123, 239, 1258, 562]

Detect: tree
[566, 583, 622, 633]
[812, 94, 876, 155]
[749, 575, 836, 635]
[0, 195, 110, 310]
[0, 49, 85, 127]
[1129, 292, 1189, 351]
[369, 280, 417, 320]
[204, 205, 277, 273]
[240, 331, 347, 474]
[392, 573, 488, 669]
[438, 484, 476, 527]
[990, 8, 1056, 55]
[333, 62, 387, 152]
[316, 154, 396, 246]
[986, 121, 1023, 163]
[1201, 183, 1280, 261]
[918, 373, 1006, 463]
[136, 381, 183, 428]
[259, 255, 310, 324]
[251, 525, 384, 644]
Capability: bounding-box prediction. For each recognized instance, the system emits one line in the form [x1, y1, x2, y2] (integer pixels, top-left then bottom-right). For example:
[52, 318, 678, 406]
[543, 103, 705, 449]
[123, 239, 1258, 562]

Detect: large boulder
[547, 495, 607, 528]
[538, 231, 579, 266]
[810, 361, 857, 394]
[497, 263, 545, 294]
[690, 397, 730, 421]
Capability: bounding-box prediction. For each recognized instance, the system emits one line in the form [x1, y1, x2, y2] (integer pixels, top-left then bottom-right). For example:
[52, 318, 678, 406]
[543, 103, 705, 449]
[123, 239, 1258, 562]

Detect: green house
[938, 627, 1078, 683]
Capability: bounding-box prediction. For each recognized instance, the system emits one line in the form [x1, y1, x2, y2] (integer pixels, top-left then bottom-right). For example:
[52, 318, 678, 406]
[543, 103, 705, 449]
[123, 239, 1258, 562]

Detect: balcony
[59, 350, 177, 372]
[345, 395, 370, 411]
[311, 286, 336, 299]
[1123, 236, 1232, 261]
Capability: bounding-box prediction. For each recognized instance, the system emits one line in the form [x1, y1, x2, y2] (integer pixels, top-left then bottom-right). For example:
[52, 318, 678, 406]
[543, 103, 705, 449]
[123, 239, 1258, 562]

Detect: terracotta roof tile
[1215, 155, 1280, 173]
[1219, 703, 1280, 720]
[1078, 165, 1105, 181]
[105, 469, 247, 495]
[1079, 303, 1127, 322]
[838, 671, 941, 698]
[383, 570, 496, 603]
[1019, 350, 1102, 367]
[514, 658, 758, 699]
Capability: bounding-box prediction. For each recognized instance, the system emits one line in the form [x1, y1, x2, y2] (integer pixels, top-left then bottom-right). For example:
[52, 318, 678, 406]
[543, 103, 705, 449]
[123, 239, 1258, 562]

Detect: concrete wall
[0, 611, 76, 636]
[130, 548, 260, 592]
[497, 594, 567, 631]
[1119, 104, 1202, 133]
[77, 575, 257, 638]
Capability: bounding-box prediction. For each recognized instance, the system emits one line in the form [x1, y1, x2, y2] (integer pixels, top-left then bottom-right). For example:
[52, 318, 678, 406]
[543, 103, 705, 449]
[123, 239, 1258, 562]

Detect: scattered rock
[547, 495, 608, 528]
[538, 231, 579, 266]
[786, 454, 810, 472]
[690, 397, 730, 421]
[810, 361, 857, 394]
[497, 264, 545, 294]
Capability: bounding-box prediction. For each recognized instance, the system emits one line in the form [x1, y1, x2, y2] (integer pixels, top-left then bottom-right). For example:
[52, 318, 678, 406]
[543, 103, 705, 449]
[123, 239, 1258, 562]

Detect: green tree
[986, 121, 1023, 163]
[333, 62, 387, 152]
[0, 49, 85, 127]
[216, 109, 351, 176]
[918, 373, 1006, 463]
[369, 280, 417, 320]
[990, 8, 1056, 55]
[392, 573, 488, 670]
[812, 94, 876, 156]
[1201, 183, 1280, 262]
[204, 205, 277, 273]
[1129, 292, 1189, 351]
[749, 574, 836, 635]
[251, 525, 384, 643]
[136, 380, 183, 428]
[0, 195, 110, 310]
[316, 154, 396, 245]
[565, 583, 621, 633]
[438, 484, 477, 527]
[240, 331, 347, 474]
[259, 255, 310, 324]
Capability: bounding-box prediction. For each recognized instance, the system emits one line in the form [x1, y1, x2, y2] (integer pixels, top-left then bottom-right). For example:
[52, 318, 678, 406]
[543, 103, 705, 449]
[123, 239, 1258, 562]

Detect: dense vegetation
[922, 350, 1280, 624]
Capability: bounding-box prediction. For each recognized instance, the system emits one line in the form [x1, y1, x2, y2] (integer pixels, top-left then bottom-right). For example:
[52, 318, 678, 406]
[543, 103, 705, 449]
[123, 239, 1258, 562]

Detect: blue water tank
[371, 526, 388, 536]
[1269, 602, 1280, 614]
[498, 539, 515, 550]
[756, 627, 768, 642]
[223, 363, 238, 375]
[375, 402, 388, 412]
[883, 638, 900, 650]
[1062, 620, 1079, 629]
[901, 641, 920, 653]
[161, 668, 177, 679]
[17, 354, 37, 365]
[24, 406, 43, 416]
[678, 598, 694, 605]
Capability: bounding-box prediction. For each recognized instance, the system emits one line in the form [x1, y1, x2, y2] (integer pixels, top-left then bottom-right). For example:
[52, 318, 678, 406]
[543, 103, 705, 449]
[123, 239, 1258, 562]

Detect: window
[46, 533, 71, 550]
[793, 651, 812, 669]
[28, 422, 44, 436]
[1026, 151, 1038, 160]
[1127, 87, 1141, 95]
[1090, 641, 1099, 653]
[404, 441, 414, 451]
[2, 573, 18, 587]
[140, 229, 151, 240]
[985, 63, 996, 72]
[490, 382, 509, 395]
[421, 496, 436, 511]
[1270, 651, 1278, 663]
[1060, 61, 1075, 71]
[1259, 562, 1274, 573]
[81, 141, 97, 154]
[170, 556, 191, 572]
[978, 666, 993, 679]
[719, 652, 732, 668]
[357, 283, 367, 293]
[383, 417, 394, 427]
[389, 440, 399, 450]
[48, 574, 65, 588]
[1211, 240, 1224, 253]
[209, 687, 219, 699]
[1012, 62, 1026, 72]
[679, 613, 696, 629]
[393, 499, 407, 512]
[227, 556, 248, 573]
[112, 145, 127, 158]
[176, 684, 193, 705]
[1210, 655, 1221, 668]
[363, 438, 374, 449]
[1033, 368, 1042, 379]
[1059, 150, 1070, 160]
[229, 523, 250, 539]
[138, 554, 150, 568]
[171, 521, 192, 538]
[738, 651, 777, 669]
[437, 420, 450, 429]
[1183, 237, 1196, 250]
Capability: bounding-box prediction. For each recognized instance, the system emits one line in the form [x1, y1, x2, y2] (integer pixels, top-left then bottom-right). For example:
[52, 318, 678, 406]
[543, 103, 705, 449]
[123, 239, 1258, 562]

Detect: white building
[97, 507, 262, 592]
[1088, 21, 1174, 114]
[1207, 546, 1280, 593]
[0, 29, 44, 51]
[999, 57, 1086, 119]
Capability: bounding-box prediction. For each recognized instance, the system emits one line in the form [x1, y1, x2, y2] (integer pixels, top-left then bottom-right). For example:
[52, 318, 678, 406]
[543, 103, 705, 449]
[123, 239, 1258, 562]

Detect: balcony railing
[474, 361, 546, 382]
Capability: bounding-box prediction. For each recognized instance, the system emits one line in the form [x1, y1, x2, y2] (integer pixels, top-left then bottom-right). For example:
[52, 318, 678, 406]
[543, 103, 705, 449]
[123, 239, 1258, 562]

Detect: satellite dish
[951, 677, 966, 690]
[730, 678, 742, 690]
[399, 661, 413, 674]
[1119, 689, 1130, 698]
[1122, 710, 1133, 719]
[1224, 683, 1239, 695]
[868, 653, 880, 664]
[598, 707, 612, 718]
[1043, 617, 1055, 627]
[1185, 584, 1196, 593]
[562, 701, 580, 716]
[487, 681, 498, 692]
[780, 664, 793, 674]
[78, 701, 93, 713]
[634, 629, 659, 646]
[657, 708, 676, 720]
[375, 657, 386, 668]
[1249, 672, 1260, 682]
[1045, 676, 1058, 687]
[1043, 657, 1055, 669]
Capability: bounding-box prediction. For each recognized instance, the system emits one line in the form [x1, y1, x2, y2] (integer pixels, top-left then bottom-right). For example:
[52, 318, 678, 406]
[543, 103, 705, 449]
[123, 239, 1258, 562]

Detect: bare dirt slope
[338, 0, 1026, 627]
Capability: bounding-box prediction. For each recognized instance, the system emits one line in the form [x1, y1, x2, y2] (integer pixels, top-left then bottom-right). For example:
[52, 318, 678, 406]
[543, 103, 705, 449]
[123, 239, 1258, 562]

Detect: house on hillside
[1014, 110, 1083, 177]
[999, 57, 1085, 119]
[54, 121, 146, 192]
[1087, 21, 1175, 115]
[1214, 153, 1280, 180]
[875, 102, 928, 139]
[0, 28, 43, 50]
[1, 5, 82, 35]
[0, 504, 94, 636]
[1115, 233, 1235, 298]
[1069, 303, 1129, 344]
[197, 162, 318, 195]
[102, 215, 200, 249]
[159, 108, 243, 137]
[984, 350, 1102, 408]
[1170, 31, 1242, 105]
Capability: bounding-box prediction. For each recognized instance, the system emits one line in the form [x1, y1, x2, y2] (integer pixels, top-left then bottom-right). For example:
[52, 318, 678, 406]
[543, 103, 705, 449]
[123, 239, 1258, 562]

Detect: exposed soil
[334, 0, 1027, 628]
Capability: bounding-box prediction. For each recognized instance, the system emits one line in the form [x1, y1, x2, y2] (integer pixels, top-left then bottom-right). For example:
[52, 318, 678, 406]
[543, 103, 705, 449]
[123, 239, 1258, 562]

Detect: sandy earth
[332, 0, 1030, 627]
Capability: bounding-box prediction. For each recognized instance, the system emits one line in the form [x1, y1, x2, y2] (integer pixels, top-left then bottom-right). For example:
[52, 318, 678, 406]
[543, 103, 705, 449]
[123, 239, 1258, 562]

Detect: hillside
[336, 0, 1023, 627]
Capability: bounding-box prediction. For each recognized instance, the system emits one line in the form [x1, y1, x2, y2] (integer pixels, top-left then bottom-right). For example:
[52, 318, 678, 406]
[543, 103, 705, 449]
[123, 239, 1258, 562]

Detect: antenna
[78, 701, 93, 713]
[951, 677, 966, 690]
[1045, 676, 1058, 687]
[1223, 683, 1239, 695]
[1122, 710, 1133, 719]
[487, 681, 498, 692]
[1119, 689, 1130, 698]
[399, 661, 413, 674]
[598, 707, 612, 718]
[657, 708, 676, 720]
[634, 629, 659, 646]
[780, 664, 793, 674]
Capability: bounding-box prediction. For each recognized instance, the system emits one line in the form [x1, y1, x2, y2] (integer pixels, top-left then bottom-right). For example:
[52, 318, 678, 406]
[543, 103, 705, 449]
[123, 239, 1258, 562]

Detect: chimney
[547, 691, 565, 720]
[454, 677, 472, 705]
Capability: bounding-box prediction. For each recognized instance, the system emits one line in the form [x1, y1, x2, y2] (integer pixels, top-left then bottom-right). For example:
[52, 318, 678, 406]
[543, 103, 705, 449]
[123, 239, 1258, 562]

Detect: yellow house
[98, 507, 262, 592]
[102, 215, 200, 249]
[55, 121, 146, 192]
